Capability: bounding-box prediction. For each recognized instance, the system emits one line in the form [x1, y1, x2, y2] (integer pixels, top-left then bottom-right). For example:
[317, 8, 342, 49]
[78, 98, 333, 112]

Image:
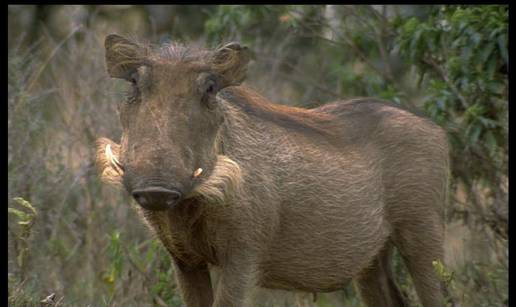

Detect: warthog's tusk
[105, 144, 123, 171]
[193, 168, 203, 178]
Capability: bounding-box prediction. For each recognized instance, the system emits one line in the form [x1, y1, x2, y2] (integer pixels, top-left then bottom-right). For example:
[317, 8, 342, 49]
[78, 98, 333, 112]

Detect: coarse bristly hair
[188, 154, 243, 205]
[155, 41, 209, 62]
[114, 37, 250, 85]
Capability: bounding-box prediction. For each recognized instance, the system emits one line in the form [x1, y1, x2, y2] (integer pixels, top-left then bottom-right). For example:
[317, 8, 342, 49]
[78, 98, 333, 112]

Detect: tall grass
[8, 21, 181, 306]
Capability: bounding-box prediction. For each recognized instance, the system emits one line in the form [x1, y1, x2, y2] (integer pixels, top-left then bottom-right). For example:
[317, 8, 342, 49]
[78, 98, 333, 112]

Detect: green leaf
[477, 42, 496, 65]
[497, 33, 508, 64]
[403, 17, 420, 35]
[461, 45, 473, 62]
[13, 197, 37, 215]
[485, 130, 498, 156]
[486, 54, 498, 78]
[469, 124, 482, 144]
[466, 103, 484, 117]
[436, 98, 446, 110]
[471, 31, 482, 46]
[478, 116, 499, 128]
[447, 56, 462, 76]
[8, 207, 29, 221]
[432, 259, 454, 284]
[489, 27, 503, 39]
[486, 81, 503, 95]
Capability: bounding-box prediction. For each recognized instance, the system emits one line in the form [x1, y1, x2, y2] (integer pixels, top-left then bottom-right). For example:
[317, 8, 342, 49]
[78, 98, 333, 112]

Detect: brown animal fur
[96, 34, 450, 307]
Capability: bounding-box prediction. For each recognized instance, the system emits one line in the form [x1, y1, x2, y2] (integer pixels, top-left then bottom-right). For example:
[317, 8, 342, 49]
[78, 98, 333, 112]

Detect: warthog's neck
[141, 198, 218, 267]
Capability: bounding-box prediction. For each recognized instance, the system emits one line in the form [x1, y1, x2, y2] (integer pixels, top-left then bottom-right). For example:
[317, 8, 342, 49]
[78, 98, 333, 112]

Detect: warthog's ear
[105, 34, 147, 80]
[210, 42, 252, 87]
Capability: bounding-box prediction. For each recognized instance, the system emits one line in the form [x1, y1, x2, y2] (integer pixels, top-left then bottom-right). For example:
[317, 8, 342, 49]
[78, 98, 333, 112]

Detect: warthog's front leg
[212, 252, 259, 307]
[173, 260, 213, 307]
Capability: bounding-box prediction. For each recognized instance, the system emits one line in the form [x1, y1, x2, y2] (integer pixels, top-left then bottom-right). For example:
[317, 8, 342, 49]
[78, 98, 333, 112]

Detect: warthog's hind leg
[394, 216, 446, 307]
[353, 242, 407, 307]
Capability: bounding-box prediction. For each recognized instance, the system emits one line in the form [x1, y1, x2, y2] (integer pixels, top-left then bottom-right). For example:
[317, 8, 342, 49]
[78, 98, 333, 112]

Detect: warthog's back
[314, 98, 449, 221]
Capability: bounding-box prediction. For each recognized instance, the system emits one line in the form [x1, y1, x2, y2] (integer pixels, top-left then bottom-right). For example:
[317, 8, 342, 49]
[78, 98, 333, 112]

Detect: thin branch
[423, 57, 469, 110]
[256, 52, 343, 100]
[26, 25, 82, 93]
[314, 33, 392, 83]
[376, 5, 394, 81]
[288, 10, 391, 82]
[285, 8, 422, 109]
[122, 244, 171, 305]
[121, 244, 153, 284]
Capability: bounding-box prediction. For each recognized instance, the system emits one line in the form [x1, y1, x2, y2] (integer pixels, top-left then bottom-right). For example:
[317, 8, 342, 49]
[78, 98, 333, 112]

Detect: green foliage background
[8, 5, 507, 306]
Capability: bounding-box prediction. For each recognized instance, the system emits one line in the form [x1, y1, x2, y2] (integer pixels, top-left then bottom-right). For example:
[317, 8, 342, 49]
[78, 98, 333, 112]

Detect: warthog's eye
[205, 79, 216, 95]
[202, 79, 218, 109]
[129, 72, 139, 85]
[206, 83, 215, 94]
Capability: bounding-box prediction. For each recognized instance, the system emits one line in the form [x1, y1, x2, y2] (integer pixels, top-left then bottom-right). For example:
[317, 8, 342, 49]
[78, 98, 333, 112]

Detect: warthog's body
[97, 35, 449, 307]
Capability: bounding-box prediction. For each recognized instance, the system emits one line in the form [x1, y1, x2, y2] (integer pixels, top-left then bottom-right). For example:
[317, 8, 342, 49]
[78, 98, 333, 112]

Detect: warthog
[96, 34, 450, 307]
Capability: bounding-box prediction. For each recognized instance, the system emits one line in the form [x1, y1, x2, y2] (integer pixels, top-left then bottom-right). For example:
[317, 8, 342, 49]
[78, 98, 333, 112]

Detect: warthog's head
[96, 34, 247, 211]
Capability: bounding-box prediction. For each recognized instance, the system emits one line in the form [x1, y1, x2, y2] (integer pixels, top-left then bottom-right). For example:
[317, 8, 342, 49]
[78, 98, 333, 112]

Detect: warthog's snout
[132, 187, 183, 211]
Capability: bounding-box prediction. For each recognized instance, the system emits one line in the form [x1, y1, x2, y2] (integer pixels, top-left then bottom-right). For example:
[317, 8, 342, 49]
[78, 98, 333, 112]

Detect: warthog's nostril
[132, 187, 183, 211]
[132, 193, 148, 207]
[166, 192, 181, 206]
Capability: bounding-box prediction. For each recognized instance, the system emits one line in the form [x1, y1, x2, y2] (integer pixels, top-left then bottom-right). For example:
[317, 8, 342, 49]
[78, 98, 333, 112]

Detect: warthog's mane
[219, 86, 339, 139]
[111, 39, 217, 67]
[155, 41, 210, 63]
[143, 41, 249, 86]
